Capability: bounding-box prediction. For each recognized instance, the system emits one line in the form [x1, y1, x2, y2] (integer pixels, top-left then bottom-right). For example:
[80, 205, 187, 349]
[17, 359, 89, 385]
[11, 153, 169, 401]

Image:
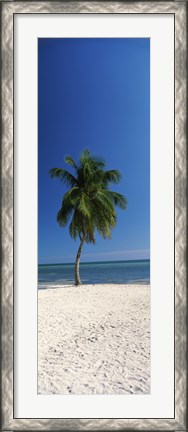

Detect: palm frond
[57, 205, 73, 227]
[49, 168, 77, 187]
[62, 187, 80, 205]
[93, 190, 116, 215]
[69, 208, 84, 240]
[83, 162, 92, 180]
[57, 188, 80, 227]
[77, 194, 91, 218]
[102, 170, 122, 185]
[79, 149, 105, 170]
[85, 223, 96, 243]
[89, 196, 116, 239]
[69, 210, 78, 240]
[106, 191, 127, 209]
[64, 155, 77, 170]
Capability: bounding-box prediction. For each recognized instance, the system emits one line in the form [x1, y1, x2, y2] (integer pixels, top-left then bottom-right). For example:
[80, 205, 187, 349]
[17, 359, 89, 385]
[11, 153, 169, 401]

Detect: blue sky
[38, 38, 150, 264]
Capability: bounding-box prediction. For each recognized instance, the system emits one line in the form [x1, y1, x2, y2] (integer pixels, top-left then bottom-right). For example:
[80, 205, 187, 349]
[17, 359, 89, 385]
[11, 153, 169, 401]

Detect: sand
[38, 284, 150, 395]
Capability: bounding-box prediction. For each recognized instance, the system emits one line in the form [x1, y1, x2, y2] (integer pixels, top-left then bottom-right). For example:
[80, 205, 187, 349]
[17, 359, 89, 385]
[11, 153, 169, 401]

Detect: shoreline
[38, 283, 150, 395]
[38, 282, 149, 289]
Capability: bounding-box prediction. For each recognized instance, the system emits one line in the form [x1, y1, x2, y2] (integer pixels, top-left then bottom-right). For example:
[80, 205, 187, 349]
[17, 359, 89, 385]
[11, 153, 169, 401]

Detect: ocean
[38, 259, 150, 288]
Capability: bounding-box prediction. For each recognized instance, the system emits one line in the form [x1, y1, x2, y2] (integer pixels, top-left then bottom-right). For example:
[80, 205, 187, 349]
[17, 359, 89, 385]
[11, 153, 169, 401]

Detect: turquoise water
[38, 259, 150, 288]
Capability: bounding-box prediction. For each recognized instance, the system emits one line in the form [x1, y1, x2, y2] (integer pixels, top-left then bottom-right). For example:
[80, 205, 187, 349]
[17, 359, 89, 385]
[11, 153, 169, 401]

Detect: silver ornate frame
[1, 1, 187, 430]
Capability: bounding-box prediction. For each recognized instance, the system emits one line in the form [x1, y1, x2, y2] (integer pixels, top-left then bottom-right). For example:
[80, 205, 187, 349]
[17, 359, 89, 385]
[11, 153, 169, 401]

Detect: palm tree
[49, 149, 127, 285]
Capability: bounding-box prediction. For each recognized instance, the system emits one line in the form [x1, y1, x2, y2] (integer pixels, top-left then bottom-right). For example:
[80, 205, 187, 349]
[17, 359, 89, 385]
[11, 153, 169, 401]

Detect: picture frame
[0, 1, 187, 430]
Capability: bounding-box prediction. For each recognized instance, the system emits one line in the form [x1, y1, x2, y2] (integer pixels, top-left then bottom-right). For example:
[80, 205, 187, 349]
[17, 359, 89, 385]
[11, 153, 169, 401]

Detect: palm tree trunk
[75, 237, 85, 285]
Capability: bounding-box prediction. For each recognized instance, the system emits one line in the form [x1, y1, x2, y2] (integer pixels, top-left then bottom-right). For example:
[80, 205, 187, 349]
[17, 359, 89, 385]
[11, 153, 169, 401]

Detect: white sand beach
[38, 284, 150, 395]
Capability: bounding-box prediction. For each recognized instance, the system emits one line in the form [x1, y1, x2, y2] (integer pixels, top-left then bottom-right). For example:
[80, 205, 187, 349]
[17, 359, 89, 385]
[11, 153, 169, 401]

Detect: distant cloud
[82, 249, 150, 259]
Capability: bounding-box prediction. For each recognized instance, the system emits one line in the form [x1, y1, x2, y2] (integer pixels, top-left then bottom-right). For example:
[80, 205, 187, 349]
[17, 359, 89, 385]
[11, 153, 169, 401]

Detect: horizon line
[38, 258, 150, 266]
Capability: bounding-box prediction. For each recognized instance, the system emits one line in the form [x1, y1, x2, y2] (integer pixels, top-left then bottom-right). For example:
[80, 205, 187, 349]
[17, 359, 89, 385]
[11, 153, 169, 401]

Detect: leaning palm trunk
[75, 237, 85, 285]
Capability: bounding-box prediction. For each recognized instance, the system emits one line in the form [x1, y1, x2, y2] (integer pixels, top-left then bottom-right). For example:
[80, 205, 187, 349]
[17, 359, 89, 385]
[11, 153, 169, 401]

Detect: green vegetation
[49, 149, 127, 285]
